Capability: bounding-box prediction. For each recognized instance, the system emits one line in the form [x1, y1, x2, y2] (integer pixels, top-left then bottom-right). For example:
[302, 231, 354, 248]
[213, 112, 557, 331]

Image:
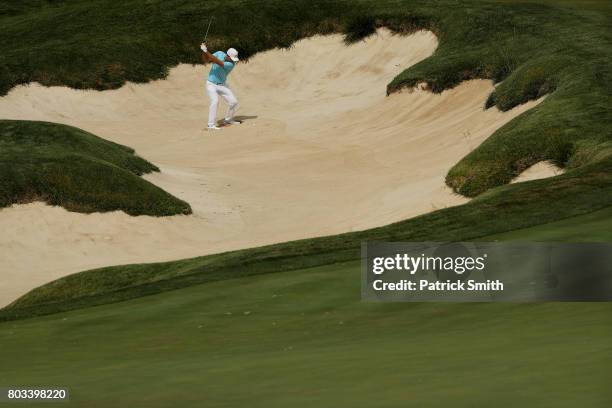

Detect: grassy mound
[0, 223, 610, 406]
[382, 2, 612, 196]
[0, 120, 191, 215]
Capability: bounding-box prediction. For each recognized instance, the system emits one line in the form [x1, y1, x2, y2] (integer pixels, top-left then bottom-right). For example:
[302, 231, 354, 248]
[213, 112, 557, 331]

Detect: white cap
[227, 48, 239, 62]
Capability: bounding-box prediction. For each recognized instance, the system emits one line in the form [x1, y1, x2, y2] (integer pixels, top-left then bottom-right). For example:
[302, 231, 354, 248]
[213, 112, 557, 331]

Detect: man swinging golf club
[200, 42, 240, 130]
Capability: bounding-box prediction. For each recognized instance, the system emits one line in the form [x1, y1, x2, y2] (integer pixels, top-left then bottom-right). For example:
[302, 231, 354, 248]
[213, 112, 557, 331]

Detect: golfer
[200, 43, 240, 130]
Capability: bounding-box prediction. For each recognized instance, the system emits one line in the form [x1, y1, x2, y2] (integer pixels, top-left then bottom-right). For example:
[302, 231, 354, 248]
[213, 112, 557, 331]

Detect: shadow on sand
[233, 115, 258, 122]
[216, 115, 258, 127]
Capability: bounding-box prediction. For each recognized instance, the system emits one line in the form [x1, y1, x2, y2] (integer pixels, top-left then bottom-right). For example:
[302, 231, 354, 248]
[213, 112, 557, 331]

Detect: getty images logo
[371, 242, 488, 278]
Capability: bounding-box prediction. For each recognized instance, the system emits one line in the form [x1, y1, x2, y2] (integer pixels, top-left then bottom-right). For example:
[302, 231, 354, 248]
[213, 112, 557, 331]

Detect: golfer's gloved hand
[200, 43, 208, 53]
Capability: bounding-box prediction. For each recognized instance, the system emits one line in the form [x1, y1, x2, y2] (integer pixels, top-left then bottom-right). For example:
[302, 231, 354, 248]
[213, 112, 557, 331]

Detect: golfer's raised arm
[200, 43, 225, 67]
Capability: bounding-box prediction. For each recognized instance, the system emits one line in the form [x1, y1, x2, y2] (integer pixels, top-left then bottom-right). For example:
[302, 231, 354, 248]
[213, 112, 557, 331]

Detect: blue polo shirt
[208, 51, 235, 85]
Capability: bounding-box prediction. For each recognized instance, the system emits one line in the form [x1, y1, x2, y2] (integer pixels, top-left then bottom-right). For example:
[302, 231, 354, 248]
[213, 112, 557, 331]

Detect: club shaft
[204, 17, 214, 41]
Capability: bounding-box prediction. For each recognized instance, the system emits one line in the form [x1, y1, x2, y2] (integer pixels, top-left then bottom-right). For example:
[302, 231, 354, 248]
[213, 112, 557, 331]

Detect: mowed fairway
[1, 210, 611, 407]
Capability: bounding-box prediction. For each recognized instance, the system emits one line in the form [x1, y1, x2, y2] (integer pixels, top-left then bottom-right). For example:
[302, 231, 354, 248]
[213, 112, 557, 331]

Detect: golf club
[204, 16, 214, 42]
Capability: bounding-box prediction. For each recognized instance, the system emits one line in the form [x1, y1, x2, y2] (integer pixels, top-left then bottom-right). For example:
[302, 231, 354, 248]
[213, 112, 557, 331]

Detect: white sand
[512, 161, 563, 183]
[0, 29, 542, 306]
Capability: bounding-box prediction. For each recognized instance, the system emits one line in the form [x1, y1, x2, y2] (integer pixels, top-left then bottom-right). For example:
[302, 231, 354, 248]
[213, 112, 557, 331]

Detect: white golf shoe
[207, 125, 222, 131]
[223, 119, 242, 126]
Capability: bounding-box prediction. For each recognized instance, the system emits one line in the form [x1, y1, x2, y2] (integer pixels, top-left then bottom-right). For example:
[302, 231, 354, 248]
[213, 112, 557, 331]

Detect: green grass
[1, 223, 610, 407]
[485, 206, 612, 241]
[0, 120, 191, 215]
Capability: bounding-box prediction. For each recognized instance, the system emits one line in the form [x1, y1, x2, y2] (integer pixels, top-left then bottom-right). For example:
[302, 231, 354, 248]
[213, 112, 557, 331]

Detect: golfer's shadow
[233, 115, 258, 122]
[216, 115, 258, 127]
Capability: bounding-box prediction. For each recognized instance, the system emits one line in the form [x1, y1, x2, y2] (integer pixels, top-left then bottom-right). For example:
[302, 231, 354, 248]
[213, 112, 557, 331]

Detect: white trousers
[206, 81, 238, 126]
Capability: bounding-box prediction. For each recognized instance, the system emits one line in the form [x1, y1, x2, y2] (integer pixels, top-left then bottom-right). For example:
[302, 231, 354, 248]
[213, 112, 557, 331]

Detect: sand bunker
[0, 29, 542, 306]
[512, 161, 563, 183]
